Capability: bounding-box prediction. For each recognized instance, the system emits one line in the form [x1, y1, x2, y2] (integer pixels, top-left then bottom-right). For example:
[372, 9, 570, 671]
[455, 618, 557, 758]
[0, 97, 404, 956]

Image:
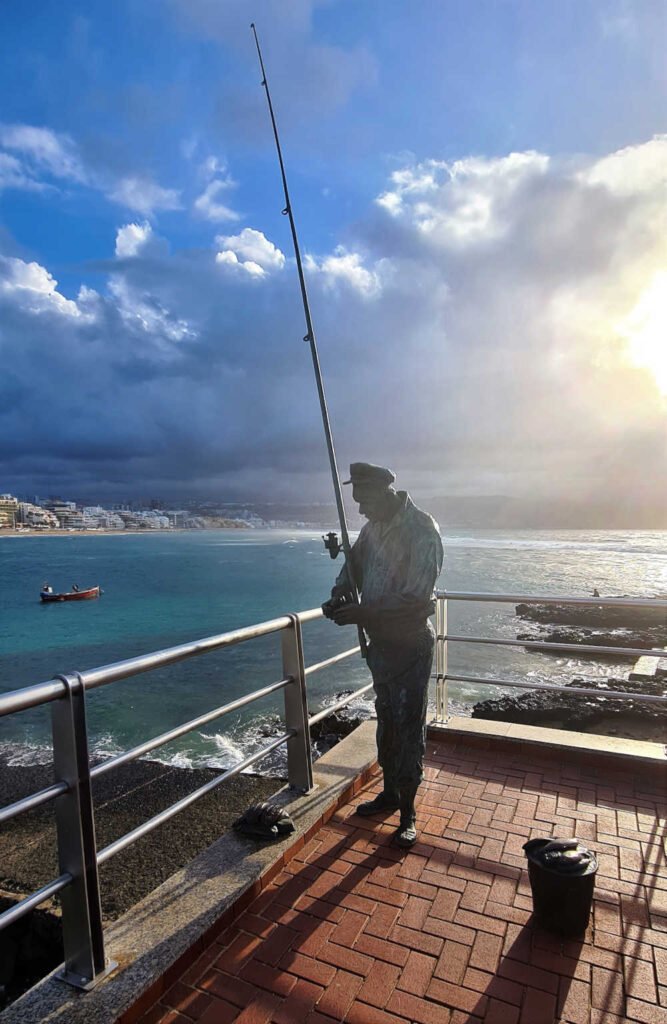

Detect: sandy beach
[1, 529, 188, 538]
[1, 522, 252, 538]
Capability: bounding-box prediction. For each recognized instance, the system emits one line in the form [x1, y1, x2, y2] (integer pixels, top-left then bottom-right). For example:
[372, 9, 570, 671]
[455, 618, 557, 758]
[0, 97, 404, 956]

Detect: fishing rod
[250, 22, 367, 658]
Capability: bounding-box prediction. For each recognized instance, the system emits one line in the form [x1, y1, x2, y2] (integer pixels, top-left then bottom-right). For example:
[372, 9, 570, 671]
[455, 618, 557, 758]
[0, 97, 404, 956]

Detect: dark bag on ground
[233, 802, 295, 840]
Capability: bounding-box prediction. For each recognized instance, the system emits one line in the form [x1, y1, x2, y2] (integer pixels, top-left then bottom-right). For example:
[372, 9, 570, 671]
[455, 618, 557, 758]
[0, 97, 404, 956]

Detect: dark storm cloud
[0, 233, 340, 499]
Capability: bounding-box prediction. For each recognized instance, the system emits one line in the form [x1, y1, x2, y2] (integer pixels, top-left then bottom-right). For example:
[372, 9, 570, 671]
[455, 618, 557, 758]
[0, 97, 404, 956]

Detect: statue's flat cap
[343, 462, 396, 487]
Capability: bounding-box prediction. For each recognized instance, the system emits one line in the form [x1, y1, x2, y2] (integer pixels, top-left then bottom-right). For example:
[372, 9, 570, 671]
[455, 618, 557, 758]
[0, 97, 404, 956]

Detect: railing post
[281, 616, 314, 792]
[51, 673, 114, 989]
[435, 596, 449, 724]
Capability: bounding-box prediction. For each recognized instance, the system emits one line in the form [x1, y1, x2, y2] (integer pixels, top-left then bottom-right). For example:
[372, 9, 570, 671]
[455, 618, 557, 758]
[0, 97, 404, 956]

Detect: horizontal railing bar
[97, 731, 293, 865]
[305, 646, 361, 677]
[0, 679, 69, 719]
[79, 617, 294, 690]
[440, 634, 667, 660]
[90, 677, 291, 779]
[0, 613, 301, 718]
[0, 873, 71, 932]
[308, 682, 374, 728]
[437, 591, 667, 609]
[444, 673, 667, 703]
[0, 780, 69, 826]
[297, 609, 324, 624]
[4, 595, 663, 718]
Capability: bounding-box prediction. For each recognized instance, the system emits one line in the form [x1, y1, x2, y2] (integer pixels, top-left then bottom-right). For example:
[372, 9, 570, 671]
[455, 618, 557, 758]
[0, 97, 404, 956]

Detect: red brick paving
[135, 735, 666, 1024]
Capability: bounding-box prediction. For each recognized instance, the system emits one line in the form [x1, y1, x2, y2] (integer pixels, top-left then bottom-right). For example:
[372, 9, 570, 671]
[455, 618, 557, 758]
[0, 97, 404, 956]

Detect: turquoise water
[1, 529, 665, 769]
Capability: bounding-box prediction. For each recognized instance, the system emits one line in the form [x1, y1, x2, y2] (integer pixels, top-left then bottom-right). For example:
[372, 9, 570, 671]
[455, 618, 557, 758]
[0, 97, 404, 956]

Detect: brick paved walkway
[137, 736, 666, 1024]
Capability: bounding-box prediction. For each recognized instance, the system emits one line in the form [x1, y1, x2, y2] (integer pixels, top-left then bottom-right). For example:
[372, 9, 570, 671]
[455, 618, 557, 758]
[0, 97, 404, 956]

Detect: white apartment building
[18, 502, 60, 529]
[0, 494, 19, 529]
[117, 510, 170, 529]
[81, 507, 125, 530]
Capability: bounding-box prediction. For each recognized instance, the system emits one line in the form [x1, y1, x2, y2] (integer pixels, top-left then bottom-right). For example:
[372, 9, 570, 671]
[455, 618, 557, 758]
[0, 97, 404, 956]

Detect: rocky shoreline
[515, 599, 666, 628]
[472, 674, 667, 742]
[516, 625, 666, 659]
[473, 599, 666, 742]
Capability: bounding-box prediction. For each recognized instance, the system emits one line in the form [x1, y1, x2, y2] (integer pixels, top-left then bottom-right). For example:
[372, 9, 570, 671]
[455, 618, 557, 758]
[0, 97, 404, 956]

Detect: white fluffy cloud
[0, 151, 49, 193]
[215, 228, 285, 276]
[194, 180, 239, 222]
[193, 155, 239, 222]
[109, 176, 182, 216]
[305, 247, 386, 297]
[359, 137, 666, 503]
[376, 152, 550, 246]
[0, 124, 87, 184]
[215, 250, 265, 276]
[115, 222, 154, 258]
[0, 122, 185, 225]
[0, 135, 665, 512]
[108, 276, 195, 345]
[0, 256, 84, 317]
[580, 134, 667, 196]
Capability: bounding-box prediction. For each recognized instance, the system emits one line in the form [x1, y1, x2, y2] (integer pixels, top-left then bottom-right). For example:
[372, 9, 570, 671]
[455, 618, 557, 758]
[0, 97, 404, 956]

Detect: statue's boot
[356, 784, 399, 817]
[394, 784, 420, 847]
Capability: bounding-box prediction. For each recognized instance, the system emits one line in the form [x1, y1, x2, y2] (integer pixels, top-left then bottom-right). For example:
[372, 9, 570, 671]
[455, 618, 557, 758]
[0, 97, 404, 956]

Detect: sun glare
[616, 272, 667, 395]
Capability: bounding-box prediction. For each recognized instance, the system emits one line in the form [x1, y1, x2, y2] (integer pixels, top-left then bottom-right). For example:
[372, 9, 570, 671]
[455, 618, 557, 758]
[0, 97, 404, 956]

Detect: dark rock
[259, 721, 282, 737]
[312, 734, 339, 756]
[516, 626, 667, 660]
[308, 692, 372, 751]
[472, 674, 667, 742]
[309, 710, 364, 744]
[515, 601, 666, 629]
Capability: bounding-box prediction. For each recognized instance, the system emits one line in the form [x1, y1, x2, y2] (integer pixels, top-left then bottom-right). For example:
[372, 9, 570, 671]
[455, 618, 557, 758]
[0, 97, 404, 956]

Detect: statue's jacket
[332, 491, 444, 645]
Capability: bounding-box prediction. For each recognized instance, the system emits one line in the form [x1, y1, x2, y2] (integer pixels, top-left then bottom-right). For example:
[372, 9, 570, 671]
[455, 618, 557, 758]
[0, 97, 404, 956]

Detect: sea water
[0, 529, 665, 771]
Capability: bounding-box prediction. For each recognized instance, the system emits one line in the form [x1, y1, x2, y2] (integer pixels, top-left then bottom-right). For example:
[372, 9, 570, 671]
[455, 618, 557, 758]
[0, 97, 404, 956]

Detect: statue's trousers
[366, 623, 435, 790]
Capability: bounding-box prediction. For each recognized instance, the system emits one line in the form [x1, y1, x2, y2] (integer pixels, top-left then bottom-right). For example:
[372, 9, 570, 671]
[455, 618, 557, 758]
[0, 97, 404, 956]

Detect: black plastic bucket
[523, 837, 597, 937]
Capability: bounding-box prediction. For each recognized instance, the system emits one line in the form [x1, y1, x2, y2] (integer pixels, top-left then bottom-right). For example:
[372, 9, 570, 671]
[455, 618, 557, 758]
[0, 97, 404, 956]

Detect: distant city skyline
[2, 485, 664, 531]
[1, 2, 666, 517]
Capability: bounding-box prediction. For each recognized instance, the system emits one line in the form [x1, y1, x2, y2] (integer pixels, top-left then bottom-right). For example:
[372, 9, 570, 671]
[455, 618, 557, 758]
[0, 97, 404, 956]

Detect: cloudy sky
[1, 0, 665, 511]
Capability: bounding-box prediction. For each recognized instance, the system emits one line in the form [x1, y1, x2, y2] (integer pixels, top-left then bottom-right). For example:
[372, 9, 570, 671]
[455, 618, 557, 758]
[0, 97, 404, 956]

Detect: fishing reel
[322, 531, 342, 559]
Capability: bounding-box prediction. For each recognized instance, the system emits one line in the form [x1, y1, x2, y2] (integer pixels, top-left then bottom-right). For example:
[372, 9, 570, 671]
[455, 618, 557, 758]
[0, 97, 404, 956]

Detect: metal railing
[434, 591, 667, 723]
[4, 590, 665, 993]
[0, 607, 369, 990]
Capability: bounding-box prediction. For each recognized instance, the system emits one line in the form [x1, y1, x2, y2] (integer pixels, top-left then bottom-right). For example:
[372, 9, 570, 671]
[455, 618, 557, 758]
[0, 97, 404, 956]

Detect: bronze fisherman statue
[323, 463, 444, 847]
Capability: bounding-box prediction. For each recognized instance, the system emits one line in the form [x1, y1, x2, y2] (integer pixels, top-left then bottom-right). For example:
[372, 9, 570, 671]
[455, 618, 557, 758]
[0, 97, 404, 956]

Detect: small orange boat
[40, 586, 100, 603]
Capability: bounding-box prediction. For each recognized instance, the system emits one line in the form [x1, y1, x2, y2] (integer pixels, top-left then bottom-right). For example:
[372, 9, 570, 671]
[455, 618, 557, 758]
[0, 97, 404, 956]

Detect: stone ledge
[1, 722, 379, 1024]
[428, 715, 667, 764]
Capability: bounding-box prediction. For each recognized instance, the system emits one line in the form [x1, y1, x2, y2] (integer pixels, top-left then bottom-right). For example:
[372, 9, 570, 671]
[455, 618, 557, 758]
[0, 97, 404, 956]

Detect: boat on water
[40, 585, 101, 602]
